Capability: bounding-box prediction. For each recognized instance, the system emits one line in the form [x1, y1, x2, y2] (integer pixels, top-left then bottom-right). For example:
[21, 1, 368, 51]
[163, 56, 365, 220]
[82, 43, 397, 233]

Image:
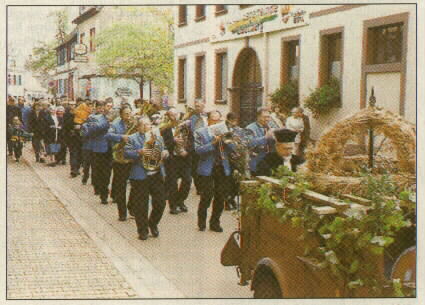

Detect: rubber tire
[253, 272, 282, 299]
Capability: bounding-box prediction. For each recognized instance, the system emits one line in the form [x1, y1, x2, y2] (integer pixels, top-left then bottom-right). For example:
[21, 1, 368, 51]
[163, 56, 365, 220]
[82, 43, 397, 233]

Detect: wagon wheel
[253, 272, 282, 298]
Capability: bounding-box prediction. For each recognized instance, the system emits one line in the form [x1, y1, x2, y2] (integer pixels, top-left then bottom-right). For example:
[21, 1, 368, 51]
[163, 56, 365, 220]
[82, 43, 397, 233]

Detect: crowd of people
[7, 94, 311, 241]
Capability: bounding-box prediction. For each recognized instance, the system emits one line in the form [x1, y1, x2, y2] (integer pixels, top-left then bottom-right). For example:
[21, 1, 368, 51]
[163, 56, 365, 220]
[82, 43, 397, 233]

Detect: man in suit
[246, 107, 276, 176]
[124, 117, 169, 240]
[107, 106, 133, 221]
[160, 107, 192, 214]
[63, 100, 82, 178]
[256, 129, 304, 176]
[81, 101, 111, 204]
[194, 110, 235, 233]
[80, 100, 94, 185]
[7, 96, 22, 156]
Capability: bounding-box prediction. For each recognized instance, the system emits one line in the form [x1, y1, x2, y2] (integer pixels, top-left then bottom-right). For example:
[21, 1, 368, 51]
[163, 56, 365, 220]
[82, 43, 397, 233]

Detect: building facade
[173, 4, 416, 138]
[54, 6, 154, 105]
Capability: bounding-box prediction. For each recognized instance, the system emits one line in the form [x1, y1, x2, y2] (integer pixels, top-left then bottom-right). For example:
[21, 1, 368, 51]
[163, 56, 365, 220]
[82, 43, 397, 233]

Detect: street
[7, 146, 252, 298]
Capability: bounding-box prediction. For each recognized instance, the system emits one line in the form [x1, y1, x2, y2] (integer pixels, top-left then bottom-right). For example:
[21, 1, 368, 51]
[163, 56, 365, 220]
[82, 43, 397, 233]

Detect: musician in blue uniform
[194, 110, 235, 233]
[256, 129, 304, 176]
[107, 106, 133, 221]
[188, 100, 208, 194]
[81, 101, 111, 205]
[124, 117, 169, 240]
[246, 107, 276, 176]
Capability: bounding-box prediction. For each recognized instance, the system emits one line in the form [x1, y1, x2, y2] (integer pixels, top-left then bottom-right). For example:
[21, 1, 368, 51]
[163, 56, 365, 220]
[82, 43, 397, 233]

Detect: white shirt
[286, 116, 304, 144]
[283, 156, 292, 169]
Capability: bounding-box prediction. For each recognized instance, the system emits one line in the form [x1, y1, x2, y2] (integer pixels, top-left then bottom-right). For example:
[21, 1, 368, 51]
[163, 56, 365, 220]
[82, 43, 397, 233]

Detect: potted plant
[304, 77, 341, 118]
[269, 80, 299, 115]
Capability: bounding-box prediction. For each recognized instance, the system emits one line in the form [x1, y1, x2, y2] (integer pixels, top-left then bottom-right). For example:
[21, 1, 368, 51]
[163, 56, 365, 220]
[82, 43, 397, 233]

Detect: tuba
[112, 118, 138, 163]
[142, 131, 162, 171]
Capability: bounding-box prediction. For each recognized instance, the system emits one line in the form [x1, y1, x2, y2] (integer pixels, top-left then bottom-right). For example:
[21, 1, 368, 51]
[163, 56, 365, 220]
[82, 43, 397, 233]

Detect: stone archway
[231, 48, 263, 127]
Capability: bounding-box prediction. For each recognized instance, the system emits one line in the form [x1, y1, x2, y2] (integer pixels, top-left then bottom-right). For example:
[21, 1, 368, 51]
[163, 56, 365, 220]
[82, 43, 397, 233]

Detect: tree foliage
[96, 10, 174, 93]
[25, 41, 57, 87]
[48, 8, 69, 44]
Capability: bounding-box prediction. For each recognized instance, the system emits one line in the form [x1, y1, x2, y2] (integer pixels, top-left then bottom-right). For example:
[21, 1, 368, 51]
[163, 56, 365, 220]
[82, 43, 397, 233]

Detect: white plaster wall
[173, 4, 416, 136]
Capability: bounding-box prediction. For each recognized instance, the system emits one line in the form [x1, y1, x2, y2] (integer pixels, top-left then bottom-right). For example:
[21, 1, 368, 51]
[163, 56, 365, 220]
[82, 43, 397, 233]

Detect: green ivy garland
[269, 80, 299, 115]
[304, 77, 341, 118]
[247, 165, 415, 296]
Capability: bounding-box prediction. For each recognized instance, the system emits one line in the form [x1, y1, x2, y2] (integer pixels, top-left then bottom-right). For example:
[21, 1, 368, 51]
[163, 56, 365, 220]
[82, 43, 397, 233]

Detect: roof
[72, 6, 102, 25]
[55, 29, 78, 50]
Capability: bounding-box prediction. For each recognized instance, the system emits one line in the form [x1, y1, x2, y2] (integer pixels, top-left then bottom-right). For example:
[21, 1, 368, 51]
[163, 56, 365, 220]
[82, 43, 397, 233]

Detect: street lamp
[368, 87, 376, 170]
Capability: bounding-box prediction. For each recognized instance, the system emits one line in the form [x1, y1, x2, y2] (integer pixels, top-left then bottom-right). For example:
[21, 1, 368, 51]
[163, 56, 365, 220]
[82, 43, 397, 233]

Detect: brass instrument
[112, 118, 138, 163]
[142, 131, 162, 171]
[173, 120, 191, 156]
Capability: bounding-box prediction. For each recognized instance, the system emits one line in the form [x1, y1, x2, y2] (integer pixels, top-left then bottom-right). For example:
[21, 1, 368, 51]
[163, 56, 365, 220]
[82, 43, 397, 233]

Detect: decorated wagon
[221, 100, 416, 298]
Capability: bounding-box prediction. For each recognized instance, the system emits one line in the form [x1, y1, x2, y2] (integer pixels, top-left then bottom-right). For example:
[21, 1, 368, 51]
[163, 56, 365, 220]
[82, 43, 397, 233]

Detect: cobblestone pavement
[7, 157, 137, 299]
[13, 146, 252, 298]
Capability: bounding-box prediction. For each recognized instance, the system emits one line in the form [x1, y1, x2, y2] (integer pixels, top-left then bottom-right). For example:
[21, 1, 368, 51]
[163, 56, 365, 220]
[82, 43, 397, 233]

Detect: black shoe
[149, 225, 159, 238]
[47, 162, 56, 167]
[118, 216, 127, 221]
[210, 224, 223, 232]
[138, 233, 148, 240]
[15, 159, 20, 163]
[82, 177, 88, 185]
[39, 158, 45, 163]
[101, 199, 108, 205]
[8, 152, 13, 157]
[198, 224, 206, 231]
[170, 208, 180, 215]
[70, 173, 78, 178]
[178, 204, 188, 213]
[128, 210, 135, 218]
[61, 160, 66, 165]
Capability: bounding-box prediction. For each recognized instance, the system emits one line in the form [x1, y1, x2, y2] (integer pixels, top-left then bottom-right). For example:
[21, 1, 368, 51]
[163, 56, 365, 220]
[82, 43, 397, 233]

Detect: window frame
[215, 5, 228, 16]
[281, 35, 301, 86]
[178, 5, 187, 27]
[360, 12, 409, 115]
[319, 27, 344, 85]
[215, 48, 228, 104]
[194, 52, 206, 101]
[90, 28, 96, 52]
[195, 5, 206, 22]
[177, 56, 187, 104]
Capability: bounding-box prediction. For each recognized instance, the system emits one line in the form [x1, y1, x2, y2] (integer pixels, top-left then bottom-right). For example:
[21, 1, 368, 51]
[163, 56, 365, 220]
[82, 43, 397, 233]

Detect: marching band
[10, 96, 309, 241]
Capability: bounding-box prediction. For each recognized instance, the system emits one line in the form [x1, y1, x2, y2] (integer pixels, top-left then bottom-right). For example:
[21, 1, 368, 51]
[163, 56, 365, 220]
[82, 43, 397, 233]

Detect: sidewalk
[18, 147, 252, 298]
[7, 158, 137, 299]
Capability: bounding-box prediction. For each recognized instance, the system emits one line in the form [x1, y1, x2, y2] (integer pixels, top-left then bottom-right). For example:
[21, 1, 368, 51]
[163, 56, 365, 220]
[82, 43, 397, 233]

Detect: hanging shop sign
[211, 5, 309, 43]
[115, 87, 132, 97]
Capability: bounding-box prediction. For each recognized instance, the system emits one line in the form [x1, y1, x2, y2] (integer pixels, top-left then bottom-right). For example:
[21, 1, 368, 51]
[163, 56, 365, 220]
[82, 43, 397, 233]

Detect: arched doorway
[231, 48, 263, 127]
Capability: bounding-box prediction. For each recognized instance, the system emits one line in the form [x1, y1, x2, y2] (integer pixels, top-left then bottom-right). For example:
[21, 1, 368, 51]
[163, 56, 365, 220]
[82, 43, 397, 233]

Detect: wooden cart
[221, 176, 416, 298]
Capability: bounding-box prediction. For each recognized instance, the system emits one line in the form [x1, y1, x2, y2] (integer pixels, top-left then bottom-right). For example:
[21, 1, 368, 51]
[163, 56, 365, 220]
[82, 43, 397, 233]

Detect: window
[90, 28, 96, 52]
[195, 5, 206, 22]
[80, 32, 85, 44]
[67, 44, 72, 62]
[195, 54, 206, 100]
[215, 5, 227, 16]
[71, 41, 76, 60]
[215, 51, 228, 103]
[178, 5, 187, 26]
[7, 74, 11, 85]
[18, 75, 22, 86]
[367, 23, 403, 65]
[13, 75, 16, 85]
[58, 48, 66, 66]
[319, 28, 343, 86]
[281, 38, 300, 84]
[178, 57, 187, 103]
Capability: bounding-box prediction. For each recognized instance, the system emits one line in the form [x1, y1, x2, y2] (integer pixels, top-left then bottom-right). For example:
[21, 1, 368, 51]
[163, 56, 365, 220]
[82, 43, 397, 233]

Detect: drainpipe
[263, 32, 269, 106]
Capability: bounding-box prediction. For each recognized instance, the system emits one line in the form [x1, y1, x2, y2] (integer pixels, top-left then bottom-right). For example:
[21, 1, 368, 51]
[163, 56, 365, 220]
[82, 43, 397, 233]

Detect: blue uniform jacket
[123, 132, 167, 180]
[194, 126, 235, 177]
[107, 118, 127, 146]
[246, 122, 275, 173]
[20, 105, 32, 131]
[189, 113, 207, 134]
[81, 114, 110, 153]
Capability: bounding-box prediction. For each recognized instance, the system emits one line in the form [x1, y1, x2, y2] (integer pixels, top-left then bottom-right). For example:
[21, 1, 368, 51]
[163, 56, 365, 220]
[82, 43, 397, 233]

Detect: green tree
[96, 18, 174, 97]
[48, 8, 69, 44]
[25, 41, 57, 88]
